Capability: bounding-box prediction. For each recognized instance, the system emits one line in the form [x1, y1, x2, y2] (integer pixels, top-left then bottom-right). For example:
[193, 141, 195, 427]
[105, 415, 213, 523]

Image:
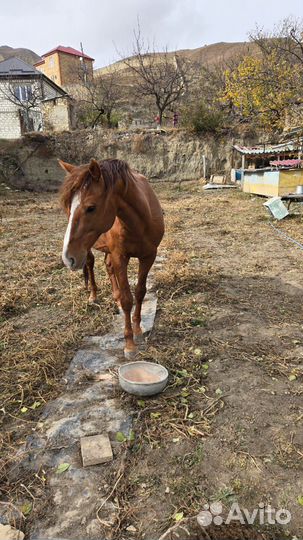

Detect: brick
[80, 434, 113, 467]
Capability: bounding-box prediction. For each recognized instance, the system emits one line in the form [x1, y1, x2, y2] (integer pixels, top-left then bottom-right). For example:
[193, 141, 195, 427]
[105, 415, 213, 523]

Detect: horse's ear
[58, 160, 75, 174]
[89, 158, 101, 181]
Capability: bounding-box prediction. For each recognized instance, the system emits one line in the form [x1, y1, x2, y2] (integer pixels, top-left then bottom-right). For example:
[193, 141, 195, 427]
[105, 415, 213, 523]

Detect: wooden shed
[242, 167, 303, 197]
[232, 139, 303, 196]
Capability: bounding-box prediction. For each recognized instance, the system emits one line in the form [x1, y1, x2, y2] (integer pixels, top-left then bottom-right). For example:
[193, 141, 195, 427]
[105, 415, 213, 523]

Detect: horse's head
[59, 158, 117, 271]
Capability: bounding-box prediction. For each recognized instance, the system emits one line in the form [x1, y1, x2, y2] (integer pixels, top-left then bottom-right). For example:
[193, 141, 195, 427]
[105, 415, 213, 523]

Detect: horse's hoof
[134, 333, 144, 344]
[88, 297, 99, 305]
[124, 348, 137, 360]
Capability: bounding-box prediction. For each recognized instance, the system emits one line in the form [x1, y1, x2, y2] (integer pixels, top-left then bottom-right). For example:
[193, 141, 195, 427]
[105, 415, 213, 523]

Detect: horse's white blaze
[62, 193, 81, 268]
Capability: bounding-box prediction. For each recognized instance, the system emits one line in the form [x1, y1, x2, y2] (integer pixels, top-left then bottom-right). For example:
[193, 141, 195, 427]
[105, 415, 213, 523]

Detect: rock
[80, 434, 113, 467]
[0, 524, 25, 540]
[126, 525, 137, 533]
[85, 519, 103, 537]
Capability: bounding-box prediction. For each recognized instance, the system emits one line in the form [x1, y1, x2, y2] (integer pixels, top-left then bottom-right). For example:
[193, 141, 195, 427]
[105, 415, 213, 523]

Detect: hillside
[95, 40, 257, 75]
[177, 40, 257, 64]
[0, 45, 41, 65]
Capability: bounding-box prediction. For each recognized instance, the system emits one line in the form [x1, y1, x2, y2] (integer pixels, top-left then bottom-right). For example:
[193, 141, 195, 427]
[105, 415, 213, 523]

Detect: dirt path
[0, 182, 302, 539]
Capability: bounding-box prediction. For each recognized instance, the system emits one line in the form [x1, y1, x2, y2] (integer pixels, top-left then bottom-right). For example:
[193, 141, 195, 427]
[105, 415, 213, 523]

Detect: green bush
[75, 103, 120, 129]
[181, 101, 225, 133]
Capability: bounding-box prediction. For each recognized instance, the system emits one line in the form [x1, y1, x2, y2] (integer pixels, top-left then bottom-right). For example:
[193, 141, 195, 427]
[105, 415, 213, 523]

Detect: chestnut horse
[59, 158, 164, 357]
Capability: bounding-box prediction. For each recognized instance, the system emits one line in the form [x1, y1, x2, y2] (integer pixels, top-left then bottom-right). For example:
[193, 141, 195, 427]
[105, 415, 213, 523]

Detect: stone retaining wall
[0, 129, 253, 191]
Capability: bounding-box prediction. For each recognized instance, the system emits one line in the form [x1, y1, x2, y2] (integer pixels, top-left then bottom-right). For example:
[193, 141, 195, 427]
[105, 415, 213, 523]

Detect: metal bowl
[118, 361, 168, 396]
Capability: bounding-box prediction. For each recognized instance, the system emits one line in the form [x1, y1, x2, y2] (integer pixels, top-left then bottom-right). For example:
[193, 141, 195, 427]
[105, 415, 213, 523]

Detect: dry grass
[0, 185, 115, 496]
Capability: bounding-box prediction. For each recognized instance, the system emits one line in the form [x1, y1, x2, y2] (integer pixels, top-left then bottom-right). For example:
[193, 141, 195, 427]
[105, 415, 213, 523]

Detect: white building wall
[0, 79, 70, 138]
[0, 82, 22, 139]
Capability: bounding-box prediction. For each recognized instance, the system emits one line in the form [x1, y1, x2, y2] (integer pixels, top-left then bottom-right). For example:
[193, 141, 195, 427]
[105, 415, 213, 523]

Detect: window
[13, 85, 33, 102]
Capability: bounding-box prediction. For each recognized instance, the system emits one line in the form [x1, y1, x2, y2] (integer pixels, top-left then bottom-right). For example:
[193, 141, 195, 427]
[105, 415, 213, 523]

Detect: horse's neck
[115, 177, 148, 230]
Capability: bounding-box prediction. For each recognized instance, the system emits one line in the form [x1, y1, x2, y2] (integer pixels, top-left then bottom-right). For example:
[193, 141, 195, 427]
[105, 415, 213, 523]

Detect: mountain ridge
[0, 46, 41, 65]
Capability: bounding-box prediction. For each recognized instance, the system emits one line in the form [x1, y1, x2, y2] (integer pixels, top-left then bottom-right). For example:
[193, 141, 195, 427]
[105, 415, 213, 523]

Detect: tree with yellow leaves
[222, 51, 301, 131]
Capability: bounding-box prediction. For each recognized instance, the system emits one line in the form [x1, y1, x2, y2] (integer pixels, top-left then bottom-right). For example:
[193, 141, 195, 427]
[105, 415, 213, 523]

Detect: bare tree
[75, 68, 122, 128]
[122, 24, 192, 125]
[186, 51, 250, 128]
[250, 16, 303, 67]
[248, 16, 303, 128]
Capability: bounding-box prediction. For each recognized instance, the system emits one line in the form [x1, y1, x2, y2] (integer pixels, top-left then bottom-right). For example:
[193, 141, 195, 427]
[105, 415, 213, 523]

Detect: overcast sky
[0, 0, 301, 68]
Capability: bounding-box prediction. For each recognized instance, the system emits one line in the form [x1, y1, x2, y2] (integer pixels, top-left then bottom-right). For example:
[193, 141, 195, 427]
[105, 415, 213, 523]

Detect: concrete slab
[80, 434, 113, 467]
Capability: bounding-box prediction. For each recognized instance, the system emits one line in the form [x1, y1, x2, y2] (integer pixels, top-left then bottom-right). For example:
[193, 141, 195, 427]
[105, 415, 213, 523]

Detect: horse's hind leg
[133, 254, 156, 340]
[85, 250, 98, 303]
[105, 254, 121, 308]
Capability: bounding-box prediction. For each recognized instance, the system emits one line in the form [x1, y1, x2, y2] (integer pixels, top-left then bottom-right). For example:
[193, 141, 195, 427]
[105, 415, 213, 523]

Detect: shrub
[181, 101, 225, 134]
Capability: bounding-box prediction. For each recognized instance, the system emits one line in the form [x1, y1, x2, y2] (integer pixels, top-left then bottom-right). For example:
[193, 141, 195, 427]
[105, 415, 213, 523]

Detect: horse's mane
[60, 159, 135, 210]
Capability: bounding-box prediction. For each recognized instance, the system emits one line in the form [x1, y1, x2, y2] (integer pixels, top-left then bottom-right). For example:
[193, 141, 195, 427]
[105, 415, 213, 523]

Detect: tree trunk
[91, 109, 104, 128]
[159, 109, 163, 126]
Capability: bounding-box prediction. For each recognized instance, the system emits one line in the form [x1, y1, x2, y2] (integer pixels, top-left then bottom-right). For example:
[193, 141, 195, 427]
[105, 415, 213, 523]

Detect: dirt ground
[0, 181, 302, 539]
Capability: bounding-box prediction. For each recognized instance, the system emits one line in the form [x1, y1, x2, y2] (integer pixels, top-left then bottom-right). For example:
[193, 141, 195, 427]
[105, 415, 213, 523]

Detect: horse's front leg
[133, 253, 156, 340]
[111, 253, 135, 358]
[104, 253, 121, 308]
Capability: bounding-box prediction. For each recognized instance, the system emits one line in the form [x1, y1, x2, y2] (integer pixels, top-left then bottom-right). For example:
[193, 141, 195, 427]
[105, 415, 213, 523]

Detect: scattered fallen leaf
[150, 412, 161, 419]
[196, 386, 206, 394]
[21, 502, 32, 516]
[288, 374, 297, 381]
[29, 401, 41, 409]
[297, 495, 303, 506]
[174, 512, 184, 522]
[176, 369, 188, 377]
[116, 432, 127, 443]
[56, 463, 70, 474]
[129, 429, 135, 442]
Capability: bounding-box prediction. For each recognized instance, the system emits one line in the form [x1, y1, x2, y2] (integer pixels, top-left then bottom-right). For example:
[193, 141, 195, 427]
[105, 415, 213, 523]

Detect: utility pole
[80, 42, 88, 84]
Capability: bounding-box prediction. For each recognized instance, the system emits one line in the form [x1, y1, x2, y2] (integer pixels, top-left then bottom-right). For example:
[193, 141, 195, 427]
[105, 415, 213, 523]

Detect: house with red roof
[34, 46, 94, 88]
[0, 56, 75, 138]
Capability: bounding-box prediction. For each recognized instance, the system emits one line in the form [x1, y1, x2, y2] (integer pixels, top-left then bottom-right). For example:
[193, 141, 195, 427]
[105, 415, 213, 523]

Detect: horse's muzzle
[62, 250, 86, 271]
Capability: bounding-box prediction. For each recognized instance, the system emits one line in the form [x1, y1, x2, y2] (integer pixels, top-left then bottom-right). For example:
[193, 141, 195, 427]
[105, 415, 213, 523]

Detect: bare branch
[121, 21, 192, 125]
[73, 66, 122, 128]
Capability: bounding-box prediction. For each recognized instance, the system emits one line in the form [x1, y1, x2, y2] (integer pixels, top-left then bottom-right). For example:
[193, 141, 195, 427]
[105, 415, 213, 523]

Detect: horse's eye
[86, 206, 96, 214]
